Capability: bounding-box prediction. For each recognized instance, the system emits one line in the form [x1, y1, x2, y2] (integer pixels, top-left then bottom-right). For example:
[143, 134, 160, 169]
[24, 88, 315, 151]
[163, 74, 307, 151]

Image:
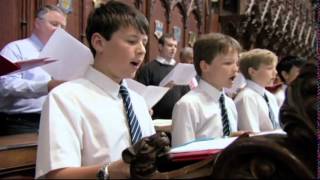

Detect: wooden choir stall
[0, 0, 317, 179]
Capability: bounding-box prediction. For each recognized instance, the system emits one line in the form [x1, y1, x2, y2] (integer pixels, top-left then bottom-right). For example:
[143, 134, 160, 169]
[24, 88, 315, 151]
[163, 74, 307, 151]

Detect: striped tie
[219, 94, 231, 136]
[263, 94, 278, 128]
[119, 85, 142, 144]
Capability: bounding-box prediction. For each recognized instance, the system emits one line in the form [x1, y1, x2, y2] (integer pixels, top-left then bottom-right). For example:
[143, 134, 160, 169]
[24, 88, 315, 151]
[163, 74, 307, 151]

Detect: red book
[0, 55, 57, 76]
[169, 137, 237, 162]
[170, 149, 221, 162]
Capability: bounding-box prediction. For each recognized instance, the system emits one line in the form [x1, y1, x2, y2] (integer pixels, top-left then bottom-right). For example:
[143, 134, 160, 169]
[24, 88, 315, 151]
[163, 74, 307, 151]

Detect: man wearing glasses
[0, 5, 67, 135]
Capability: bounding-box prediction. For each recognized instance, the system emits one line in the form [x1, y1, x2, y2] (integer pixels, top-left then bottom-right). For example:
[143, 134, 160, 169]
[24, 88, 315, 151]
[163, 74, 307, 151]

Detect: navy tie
[119, 85, 142, 144]
[263, 94, 278, 128]
[219, 94, 231, 136]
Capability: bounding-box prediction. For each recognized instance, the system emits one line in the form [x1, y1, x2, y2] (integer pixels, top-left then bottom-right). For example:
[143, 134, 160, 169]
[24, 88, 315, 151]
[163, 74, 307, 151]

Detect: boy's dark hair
[158, 33, 175, 46]
[86, 1, 149, 56]
[193, 33, 241, 76]
[276, 56, 306, 83]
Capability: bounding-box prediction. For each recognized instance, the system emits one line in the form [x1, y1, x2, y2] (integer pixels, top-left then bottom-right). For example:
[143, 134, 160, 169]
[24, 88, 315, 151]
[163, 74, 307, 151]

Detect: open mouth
[230, 75, 236, 81]
[270, 77, 276, 83]
[130, 60, 141, 68]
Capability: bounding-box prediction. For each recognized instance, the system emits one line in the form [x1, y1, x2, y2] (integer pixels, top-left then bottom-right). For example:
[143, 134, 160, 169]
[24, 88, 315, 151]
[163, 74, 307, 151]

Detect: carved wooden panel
[187, 11, 200, 46]
[170, 3, 184, 61]
[146, 0, 167, 62]
[0, 0, 21, 49]
[218, 0, 316, 59]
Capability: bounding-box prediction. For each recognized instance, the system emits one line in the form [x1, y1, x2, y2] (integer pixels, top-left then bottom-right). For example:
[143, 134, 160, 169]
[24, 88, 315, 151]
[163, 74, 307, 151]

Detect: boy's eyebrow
[127, 34, 148, 41]
[126, 34, 144, 38]
[222, 57, 238, 61]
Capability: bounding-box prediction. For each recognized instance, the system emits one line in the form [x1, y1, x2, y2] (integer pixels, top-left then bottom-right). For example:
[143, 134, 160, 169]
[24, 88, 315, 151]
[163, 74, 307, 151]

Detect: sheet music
[152, 119, 172, 127]
[170, 130, 286, 154]
[0, 55, 57, 76]
[39, 28, 94, 80]
[169, 137, 237, 154]
[125, 79, 169, 108]
[159, 63, 197, 87]
[250, 129, 286, 137]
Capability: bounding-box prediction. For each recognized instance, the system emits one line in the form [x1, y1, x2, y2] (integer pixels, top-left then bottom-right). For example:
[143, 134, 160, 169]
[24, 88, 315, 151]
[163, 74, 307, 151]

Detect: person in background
[0, 5, 67, 135]
[136, 33, 190, 119]
[36, 1, 155, 179]
[179, 46, 193, 64]
[180, 46, 199, 90]
[171, 33, 246, 147]
[273, 55, 306, 106]
[234, 49, 281, 133]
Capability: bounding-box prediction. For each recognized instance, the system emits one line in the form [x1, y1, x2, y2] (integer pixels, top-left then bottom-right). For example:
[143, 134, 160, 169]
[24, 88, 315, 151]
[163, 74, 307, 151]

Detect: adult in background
[0, 5, 67, 135]
[136, 34, 190, 119]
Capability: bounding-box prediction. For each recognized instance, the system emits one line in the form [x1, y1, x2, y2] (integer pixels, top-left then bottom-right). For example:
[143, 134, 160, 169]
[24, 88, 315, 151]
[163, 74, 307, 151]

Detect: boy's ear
[34, 18, 41, 29]
[248, 67, 256, 77]
[199, 60, 209, 73]
[91, 33, 105, 54]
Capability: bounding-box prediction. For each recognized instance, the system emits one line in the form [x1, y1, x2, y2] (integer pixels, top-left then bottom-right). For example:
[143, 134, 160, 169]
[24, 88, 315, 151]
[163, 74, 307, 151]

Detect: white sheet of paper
[152, 119, 172, 127]
[250, 129, 286, 136]
[159, 63, 197, 86]
[126, 79, 169, 108]
[169, 137, 237, 154]
[0, 55, 57, 76]
[39, 28, 94, 80]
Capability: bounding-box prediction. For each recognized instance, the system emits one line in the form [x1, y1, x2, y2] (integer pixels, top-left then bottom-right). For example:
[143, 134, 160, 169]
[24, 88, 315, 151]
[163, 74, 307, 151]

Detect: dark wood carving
[122, 131, 216, 179]
[122, 132, 171, 179]
[219, 0, 316, 59]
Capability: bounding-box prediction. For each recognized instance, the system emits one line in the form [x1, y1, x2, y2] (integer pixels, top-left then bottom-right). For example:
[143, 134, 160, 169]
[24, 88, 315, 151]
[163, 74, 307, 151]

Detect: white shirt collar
[246, 80, 266, 96]
[198, 78, 224, 101]
[30, 34, 44, 51]
[85, 66, 124, 100]
[156, 56, 176, 66]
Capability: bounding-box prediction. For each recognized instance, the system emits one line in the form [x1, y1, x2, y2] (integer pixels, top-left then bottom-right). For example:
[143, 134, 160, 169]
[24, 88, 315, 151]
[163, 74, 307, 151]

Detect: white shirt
[36, 66, 155, 178]
[155, 56, 176, 66]
[171, 79, 238, 147]
[0, 34, 51, 113]
[234, 80, 280, 132]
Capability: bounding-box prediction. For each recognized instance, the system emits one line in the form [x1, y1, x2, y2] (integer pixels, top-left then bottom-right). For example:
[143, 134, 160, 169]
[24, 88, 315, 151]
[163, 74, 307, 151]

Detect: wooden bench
[0, 133, 37, 179]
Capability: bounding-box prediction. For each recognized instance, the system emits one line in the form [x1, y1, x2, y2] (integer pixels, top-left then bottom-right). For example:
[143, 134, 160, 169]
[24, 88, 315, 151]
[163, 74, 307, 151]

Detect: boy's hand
[108, 160, 130, 179]
[164, 81, 175, 89]
[48, 80, 65, 92]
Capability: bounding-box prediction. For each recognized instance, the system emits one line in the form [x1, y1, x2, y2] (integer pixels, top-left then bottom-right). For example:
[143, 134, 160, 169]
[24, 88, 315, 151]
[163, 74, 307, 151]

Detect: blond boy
[234, 49, 280, 132]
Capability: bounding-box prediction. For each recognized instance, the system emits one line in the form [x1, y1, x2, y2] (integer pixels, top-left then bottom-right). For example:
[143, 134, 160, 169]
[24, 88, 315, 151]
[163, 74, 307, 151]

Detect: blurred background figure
[0, 5, 67, 135]
[179, 46, 193, 64]
[180, 46, 198, 89]
[272, 56, 306, 106]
